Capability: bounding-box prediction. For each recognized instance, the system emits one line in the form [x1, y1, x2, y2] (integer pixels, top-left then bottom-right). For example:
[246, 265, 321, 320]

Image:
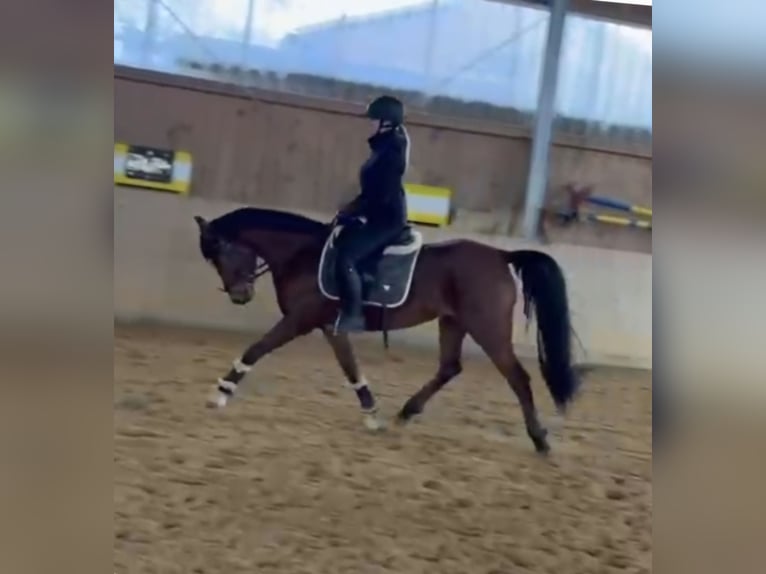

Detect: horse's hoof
[397, 400, 423, 424]
[530, 428, 550, 455]
[363, 413, 386, 432]
[206, 393, 228, 409]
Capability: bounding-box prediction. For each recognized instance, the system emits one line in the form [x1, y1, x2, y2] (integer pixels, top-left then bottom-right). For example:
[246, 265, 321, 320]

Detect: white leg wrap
[232, 358, 251, 374]
[218, 379, 238, 392]
[206, 378, 236, 409]
[341, 376, 382, 430]
[345, 376, 369, 391]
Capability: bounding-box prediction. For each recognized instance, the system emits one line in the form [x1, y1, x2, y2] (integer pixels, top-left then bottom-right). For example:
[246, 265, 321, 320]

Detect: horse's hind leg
[503, 353, 550, 454]
[464, 305, 550, 454]
[397, 316, 466, 423]
[322, 327, 383, 431]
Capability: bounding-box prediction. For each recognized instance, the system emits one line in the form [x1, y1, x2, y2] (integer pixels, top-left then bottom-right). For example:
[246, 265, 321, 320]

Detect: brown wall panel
[114, 66, 651, 252]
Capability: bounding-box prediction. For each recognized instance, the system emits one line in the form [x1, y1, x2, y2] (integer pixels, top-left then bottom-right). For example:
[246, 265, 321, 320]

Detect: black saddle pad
[318, 226, 423, 308]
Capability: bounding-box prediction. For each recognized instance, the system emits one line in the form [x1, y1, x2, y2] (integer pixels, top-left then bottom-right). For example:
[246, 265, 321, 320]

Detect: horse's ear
[194, 215, 208, 233]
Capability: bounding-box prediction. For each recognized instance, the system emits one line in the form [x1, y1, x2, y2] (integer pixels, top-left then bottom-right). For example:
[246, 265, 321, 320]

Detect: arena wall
[114, 188, 651, 369]
[115, 66, 652, 254]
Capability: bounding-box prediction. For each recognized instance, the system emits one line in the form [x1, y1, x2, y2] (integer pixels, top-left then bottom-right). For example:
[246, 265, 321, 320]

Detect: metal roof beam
[487, 0, 652, 28]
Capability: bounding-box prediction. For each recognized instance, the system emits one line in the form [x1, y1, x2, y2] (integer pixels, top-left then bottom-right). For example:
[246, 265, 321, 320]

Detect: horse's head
[194, 215, 257, 305]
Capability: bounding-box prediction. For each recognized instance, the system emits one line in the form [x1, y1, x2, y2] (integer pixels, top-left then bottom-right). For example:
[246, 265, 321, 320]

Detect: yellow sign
[404, 183, 452, 227]
[114, 142, 192, 194]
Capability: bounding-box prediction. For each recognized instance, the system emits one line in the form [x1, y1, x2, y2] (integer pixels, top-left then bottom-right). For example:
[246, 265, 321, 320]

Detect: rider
[333, 95, 410, 334]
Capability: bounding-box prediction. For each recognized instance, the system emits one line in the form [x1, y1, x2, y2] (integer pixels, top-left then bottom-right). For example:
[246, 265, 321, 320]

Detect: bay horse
[194, 207, 580, 454]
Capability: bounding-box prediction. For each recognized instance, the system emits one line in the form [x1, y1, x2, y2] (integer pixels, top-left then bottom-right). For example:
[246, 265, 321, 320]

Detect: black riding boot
[334, 262, 366, 334]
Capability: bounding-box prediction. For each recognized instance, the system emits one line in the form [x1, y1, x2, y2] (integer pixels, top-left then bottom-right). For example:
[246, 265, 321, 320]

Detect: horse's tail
[504, 250, 580, 412]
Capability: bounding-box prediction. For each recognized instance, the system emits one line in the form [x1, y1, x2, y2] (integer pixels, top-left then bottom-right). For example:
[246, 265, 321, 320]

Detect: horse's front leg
[322, 327, 384, 431]
[208, 315, 309, 408]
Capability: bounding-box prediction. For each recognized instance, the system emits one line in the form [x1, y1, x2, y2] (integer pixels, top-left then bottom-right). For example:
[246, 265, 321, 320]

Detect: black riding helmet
[364, 95, 405, 125]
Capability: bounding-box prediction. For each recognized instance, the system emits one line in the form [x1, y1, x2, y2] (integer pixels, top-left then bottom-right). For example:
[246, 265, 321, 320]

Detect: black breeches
[334, 223, 402, 268]
[333, 223, 403, 309]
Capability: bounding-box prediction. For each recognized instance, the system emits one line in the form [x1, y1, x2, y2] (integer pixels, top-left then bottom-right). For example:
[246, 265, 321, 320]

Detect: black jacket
[346, 125, 409, 228]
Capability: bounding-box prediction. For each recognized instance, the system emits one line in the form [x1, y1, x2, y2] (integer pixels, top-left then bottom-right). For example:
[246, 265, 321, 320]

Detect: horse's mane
[209, 207, 330, 242]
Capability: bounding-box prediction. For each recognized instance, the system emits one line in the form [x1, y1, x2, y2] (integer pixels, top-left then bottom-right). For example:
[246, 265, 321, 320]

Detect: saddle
[358, 227, 419, 280]
[318, 225, 423, 309]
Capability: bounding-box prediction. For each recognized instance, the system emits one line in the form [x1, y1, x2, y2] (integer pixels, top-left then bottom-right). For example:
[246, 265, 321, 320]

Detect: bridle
[214, 240, 271, 292]
[217, 257, 269, 292]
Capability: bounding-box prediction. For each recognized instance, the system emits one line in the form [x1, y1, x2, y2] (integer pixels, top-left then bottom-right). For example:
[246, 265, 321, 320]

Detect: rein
[254, 259, 270, 280]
